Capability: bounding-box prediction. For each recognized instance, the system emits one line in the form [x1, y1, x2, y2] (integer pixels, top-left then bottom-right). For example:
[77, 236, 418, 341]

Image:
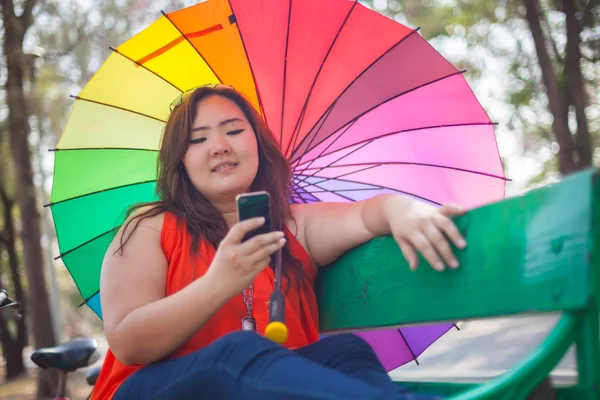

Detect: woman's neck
[209, 189, 253, 228]
[209, 197, 238, 228]
[222, 209, 238, 228]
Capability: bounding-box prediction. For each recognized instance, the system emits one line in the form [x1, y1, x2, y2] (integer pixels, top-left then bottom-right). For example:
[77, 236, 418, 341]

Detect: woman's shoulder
[286, 205, 319, 277]
[104, 206, 168, 270]
[111, 205, 167, 252]
[287, 202, 326, 240]
[124, 204, 166, 232]
[287, 204, 305, 240]
[287, 205, 312, 251]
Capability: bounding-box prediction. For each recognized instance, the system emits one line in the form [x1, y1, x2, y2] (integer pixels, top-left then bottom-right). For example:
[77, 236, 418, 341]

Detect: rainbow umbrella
[49, 0, 506, 370]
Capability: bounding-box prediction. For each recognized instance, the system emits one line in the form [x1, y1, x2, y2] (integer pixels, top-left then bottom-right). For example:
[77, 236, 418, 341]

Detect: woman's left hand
[385, 197, 466, 272]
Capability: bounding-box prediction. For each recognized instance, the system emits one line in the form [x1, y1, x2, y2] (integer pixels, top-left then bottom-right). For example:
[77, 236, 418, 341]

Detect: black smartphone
[236, 191, 272, 242]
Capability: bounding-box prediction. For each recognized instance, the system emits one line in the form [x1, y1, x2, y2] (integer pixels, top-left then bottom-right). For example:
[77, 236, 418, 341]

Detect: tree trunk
[1, 0, 59, 396]
[0, 182, 28, 380]
[523, 0, 575, 174]
[562, 0, 593, 169]
[523, 0, 592, 176]
[0, 315, 25, 379]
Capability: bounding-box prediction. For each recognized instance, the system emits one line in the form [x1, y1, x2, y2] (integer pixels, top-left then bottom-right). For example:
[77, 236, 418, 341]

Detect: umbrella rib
[291, 68, 467, 163]
[294, 174, 442, 205]
[300, 161, 509, 181]
[293, 69, 468, 161]
[109, 46, 183, 93]
[49, 147, 159, 152]
[71, 96, 167, 124]
[289, 27, 422, 160]
[290, 102, 339, 169]
[289, 194, 305, 204]
[79, 290, 100, 307]
[289, 198, 305, 204]
[295, 165, 443, 204]
[297, 122, 498, 164]
[294, 119, 364, 180]
[290, 183, 320, 203]
[294, 121, 501, 176]
[301, 184, 357, 203]
[397, 329, 420, 366]
[295, 163, 379, 185]
[227, 0, 267, 118]
[161, 10, 224, 84]
[283, 1, 358, 157]
[278, 0, 294, 148]
[54, 228, 119, 261]
[45, 179, 157, 208]
[300, 187, 398, 194]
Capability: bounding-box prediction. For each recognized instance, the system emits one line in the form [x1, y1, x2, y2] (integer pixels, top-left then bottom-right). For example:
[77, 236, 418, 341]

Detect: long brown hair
[118, 86, 304, 289]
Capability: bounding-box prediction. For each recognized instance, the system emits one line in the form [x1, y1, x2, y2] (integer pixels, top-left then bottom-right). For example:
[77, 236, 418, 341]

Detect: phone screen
[236, 191, 272, 242]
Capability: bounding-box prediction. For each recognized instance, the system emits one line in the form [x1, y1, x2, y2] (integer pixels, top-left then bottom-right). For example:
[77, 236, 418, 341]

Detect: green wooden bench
[316, 168, 600, 400]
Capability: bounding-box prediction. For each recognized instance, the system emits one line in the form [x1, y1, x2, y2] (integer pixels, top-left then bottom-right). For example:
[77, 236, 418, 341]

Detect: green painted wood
[556, 387, 600, 400]
[316, 168, 598, 332]
[574, 311, 600, 399]
[395, 381, 476, 397]
[395, 382, 580, 400]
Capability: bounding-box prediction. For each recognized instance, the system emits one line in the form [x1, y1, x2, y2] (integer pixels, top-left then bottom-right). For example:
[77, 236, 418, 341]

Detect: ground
[0, 366, 92, 400]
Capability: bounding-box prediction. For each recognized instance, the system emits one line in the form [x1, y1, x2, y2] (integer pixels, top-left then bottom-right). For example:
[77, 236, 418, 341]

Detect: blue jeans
[113, 331, 442, 400]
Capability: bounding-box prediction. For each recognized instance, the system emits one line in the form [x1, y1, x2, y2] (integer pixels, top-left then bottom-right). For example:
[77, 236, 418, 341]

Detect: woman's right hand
[206, 217, 286, 296]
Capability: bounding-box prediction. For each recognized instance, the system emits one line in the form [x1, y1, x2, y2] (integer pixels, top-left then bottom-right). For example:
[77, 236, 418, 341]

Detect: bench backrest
[316, 168, 599, 333]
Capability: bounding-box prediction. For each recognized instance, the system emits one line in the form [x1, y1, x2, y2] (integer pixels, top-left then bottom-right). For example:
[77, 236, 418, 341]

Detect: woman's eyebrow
[191, 118, 244, 133]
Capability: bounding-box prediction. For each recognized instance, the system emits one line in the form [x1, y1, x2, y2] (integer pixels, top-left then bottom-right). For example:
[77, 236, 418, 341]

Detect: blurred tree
[0, 128, 28, 380]
[0, 0, 60, 394]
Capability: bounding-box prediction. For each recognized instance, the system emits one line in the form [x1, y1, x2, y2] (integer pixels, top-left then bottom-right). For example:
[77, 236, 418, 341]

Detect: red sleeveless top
[91, 212, 320, 399]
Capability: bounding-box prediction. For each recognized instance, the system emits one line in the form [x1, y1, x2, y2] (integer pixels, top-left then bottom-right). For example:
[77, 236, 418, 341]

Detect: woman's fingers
[409, 232, 444, 271]
[225, 217, 266, 244]
[253, 255, 273, 271]
[438, 204, 467, 248]
[396, 238, 418, 270]
[434, 213, 467, 250]
[411, 213, 465, 271]
[439, 203, 465, 216]
[248, 238, 286, 266]
[424, 222, 459, 269]
[238, 231, 285, 255]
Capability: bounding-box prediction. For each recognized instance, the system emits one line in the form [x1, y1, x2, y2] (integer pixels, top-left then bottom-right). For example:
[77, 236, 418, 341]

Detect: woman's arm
[100, 211, 231, 366]
[296, 194, 466, 270]
[101, 211, 284, 366]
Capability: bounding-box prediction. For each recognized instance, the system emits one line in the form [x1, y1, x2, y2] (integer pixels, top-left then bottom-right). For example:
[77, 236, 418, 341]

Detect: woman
[92, 85, 466, 400]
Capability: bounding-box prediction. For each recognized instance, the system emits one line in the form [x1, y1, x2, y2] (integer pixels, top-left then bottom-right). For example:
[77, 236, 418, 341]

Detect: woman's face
[182, 95, 259, 202]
